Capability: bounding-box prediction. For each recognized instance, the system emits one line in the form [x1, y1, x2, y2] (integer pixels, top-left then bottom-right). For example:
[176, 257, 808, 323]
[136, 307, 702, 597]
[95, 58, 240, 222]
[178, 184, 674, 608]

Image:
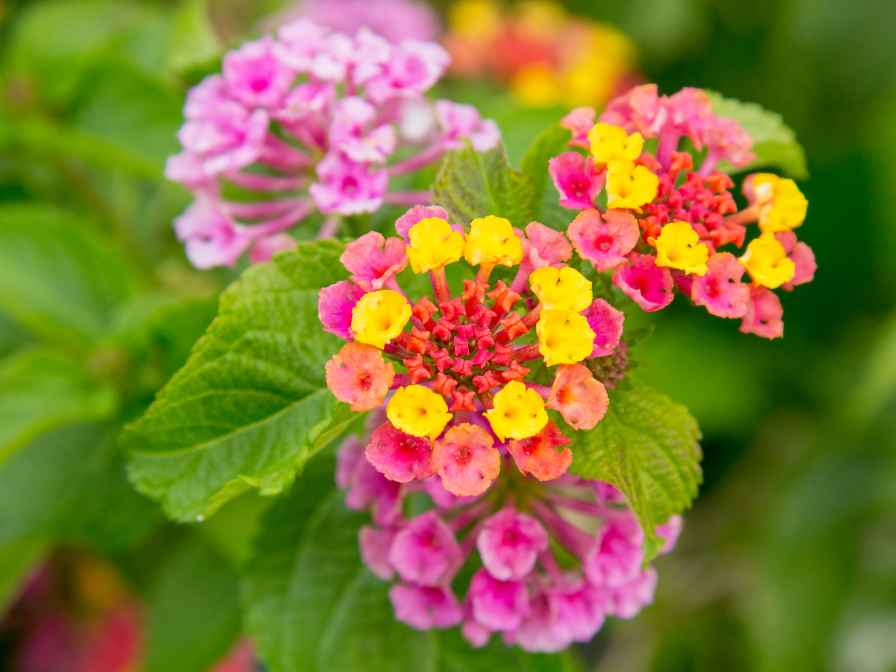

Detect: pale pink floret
[336, 436, 401, 524]
[584, 512, 644, 588]
[462, 618, 491, 648]
[366, 422, 434, 483]
[394, 205, 451, 241]
[740, 286, 784, 339]
[702, 116, 755, 168]
[360, 526, 397, 580]
[223, 37, 296, 109]
[318, 280, 365, 339]
[504, 589, 570, 653]
[436, 101, 501, 152]
[340, 232, 407, 290]
[274, 19, 332, 72]
[173, 200, 250, 269]
[389, 511, 463, 586]
[664, 87, 714, 148]
[177, 103, 269, 178]
[469, 570, 530, 631]
[325, 342, 395, 411]
[691, 252, 751, 319]
[310, 153, 389, 215]
[524, 222, 572, 269]
[613, 253, 675, 312]
[275, 81, 335, 124]
[583, 299, 624, 357]
[549, 152, 604, 210]
[365, 40, 450, 103]
[600, 84, 662, 138]
[776, 232, 817, 291]
[548, 580, 607, 643]
[477, 508, 548, 581]
[607, 568, 657, 619]
[329, 97, 397, 163]
[294, 0, 439, 44]
[546, 365, 609, 431]
[249, 234, 297, 264]
[432, 423, 501, 497]
[569, 209, 640, 272]
[389, 584, 463, 630]
[656, 515, 683, 555]
[561, 107, 597, 149]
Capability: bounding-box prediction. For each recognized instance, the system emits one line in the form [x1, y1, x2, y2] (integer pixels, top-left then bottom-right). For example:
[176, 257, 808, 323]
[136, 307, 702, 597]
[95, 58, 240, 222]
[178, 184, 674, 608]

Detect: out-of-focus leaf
[199, 492, 272, 568]
[0, 538, 46, 614]
[707, 92, 809, 179]
[168, 0, 223, 76]
[125, 241, 357, 522]
[0, 424, 159, 551]
[520, 124, 575, 230]
[569, 377, 702, 559]
[0, 348, 117, 463]
[433, 144, 537, 228]
[144, 535, 241, 672]
[0, 204, 139, 346]
[243, 458, 583, 672]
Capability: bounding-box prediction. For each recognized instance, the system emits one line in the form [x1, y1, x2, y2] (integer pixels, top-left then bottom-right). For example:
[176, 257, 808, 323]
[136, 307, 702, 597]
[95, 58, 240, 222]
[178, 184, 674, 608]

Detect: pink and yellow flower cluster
[444, 0, 638, 108]
[321, 208, 627, 497]
[551, 85, 816, 338]
[166, 20, 499, 269]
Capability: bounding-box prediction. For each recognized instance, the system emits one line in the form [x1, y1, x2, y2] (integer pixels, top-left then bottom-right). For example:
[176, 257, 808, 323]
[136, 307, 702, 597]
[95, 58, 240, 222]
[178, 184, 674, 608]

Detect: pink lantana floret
[366, 422, 434, 483]
[390, 584, 463, 630]
[340, 232, 407, 290]
[569, 209, 639, 272]
[524, 222, 573, 269]
[583, 299, 624, 357]
[740, 286, 784, 339]
[549, 152, 604, 210]
[318, 280, 365, 339]
[612, 253, 675, 312]
[469, 570, 530, 631]
[389, 511, 463, 586]
[691, 252, 751, 319]
[477, 508, 548, 581]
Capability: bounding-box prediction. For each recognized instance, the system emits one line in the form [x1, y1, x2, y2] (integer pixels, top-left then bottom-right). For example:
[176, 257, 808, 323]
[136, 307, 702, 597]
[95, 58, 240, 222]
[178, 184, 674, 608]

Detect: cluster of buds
[551, 85, 816, 338]
[444, 0, 638, 108]
[166, 20, 499, 269]
[337, 432, 681, 651]
[321, 208, 628, 498]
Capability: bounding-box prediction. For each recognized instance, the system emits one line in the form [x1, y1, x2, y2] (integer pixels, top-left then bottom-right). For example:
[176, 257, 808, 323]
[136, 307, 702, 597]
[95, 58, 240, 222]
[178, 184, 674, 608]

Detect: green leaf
[0, 204, 139, 346]
[569, 378, 702, 559]
[243, 458, 582, 672]
[519, 124, 575, 231]
[707, 92, 809, 179]
[0, 348, 117, 463]
[0, 538, 46, 614]
[125, 241, 358, 522]
[433, 144, 538, 227]
[144, 535, 242, 672]
[168, 0, 223, 76]
[0, 424, 160, 551]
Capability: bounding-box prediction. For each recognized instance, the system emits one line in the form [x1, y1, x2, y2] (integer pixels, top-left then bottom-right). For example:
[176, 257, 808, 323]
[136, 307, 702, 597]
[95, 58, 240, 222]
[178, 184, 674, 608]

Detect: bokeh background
[1, 0, 894, 670]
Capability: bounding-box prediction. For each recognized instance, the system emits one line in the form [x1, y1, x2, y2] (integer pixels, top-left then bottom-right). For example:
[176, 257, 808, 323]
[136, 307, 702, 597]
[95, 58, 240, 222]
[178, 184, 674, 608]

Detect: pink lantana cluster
[337, 431, 681, 652]
[551, 85, 816, 338]
[166, 20, 499, 269]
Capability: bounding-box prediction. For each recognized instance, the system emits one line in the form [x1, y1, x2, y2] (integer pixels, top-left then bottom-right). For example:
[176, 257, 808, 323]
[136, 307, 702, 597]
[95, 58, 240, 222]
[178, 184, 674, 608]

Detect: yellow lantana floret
[464, 216, 524, 267]
[485, 380, 548, 442]
[740, 233, 795, 289]
[449, 0, 501, 39]
[406, 217, 465, 274]
[751, 173, 808, 233]
[387, 385, 452, 440]
[350, 290, 411, 349]
[511, 64, 562, 107]
[536, 310, 596, 367]
[605, 160, 658, 210]
[653, 221, 710, 276]
[589, 123, 644, 164]
[529, 266, 593, 312]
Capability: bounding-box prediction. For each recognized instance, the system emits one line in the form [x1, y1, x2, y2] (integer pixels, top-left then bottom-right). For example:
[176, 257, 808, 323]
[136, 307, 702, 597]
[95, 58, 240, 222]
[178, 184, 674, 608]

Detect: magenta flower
[366, 421, 435, 483]
[318, 280, 365, 339]
[690, 252, 751, 319]
[549, 152, 604, 210]
[776, 231, 817, 290]
[360, 526, 397, 580]
[166, 20, 499, 268]
[394, 204, 451, 241]
[477, 508, 548, 580]
[282, 0, 439, 44]
[583, 299, 624, 357]
[561, 107, 596, 149]
[568, 208, 639, 272]
[389, 511, 463, 586]
[469, 571, 529, 631]
[389, 584, 463, 630]
[612, 253, 674, 312]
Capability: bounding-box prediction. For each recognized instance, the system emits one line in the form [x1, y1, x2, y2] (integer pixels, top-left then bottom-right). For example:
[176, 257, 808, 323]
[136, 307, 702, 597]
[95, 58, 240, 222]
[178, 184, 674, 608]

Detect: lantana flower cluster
[166, 20, 499, 269]
[444, 0, 637, 108]
[321, 208, 628, 499]
[337, 429, 681, 652]
[551, 85, 816, 338]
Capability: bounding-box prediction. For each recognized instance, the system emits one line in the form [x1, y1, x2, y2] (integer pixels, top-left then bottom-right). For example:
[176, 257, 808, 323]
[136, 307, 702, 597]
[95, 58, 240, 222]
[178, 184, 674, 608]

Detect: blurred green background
[0, 0, 894, 670]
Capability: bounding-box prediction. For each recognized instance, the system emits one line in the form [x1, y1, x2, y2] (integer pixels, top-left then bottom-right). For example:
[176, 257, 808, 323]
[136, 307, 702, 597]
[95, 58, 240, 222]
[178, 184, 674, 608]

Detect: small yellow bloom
[740, 233, 796, 289]
[406, 217, 465, 274]
[511, 63, 562, 107]
[517, 1, 567, 37]
[529, 266, 593, 312]
[449, 0, 502, 39]
[589, 123, 644, 164]
[464, 216, 524, 268]
[751, 173, 808, 233]
[351, 289, 411, 349]
[605, 160, 658, 210]
[387, 385, 452, 440]
[485, 380, 548, 442]
[653, 221, 710, 276]
[536, 309, 596, 367]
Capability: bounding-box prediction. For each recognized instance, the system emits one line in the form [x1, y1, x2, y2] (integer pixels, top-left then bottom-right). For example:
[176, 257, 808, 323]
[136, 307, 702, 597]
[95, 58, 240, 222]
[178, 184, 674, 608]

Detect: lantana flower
[166, 20, 499, 269]
[552, 84, 816, 338]
[321, 210, 625, 498]
[337, 432, 682, 652]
